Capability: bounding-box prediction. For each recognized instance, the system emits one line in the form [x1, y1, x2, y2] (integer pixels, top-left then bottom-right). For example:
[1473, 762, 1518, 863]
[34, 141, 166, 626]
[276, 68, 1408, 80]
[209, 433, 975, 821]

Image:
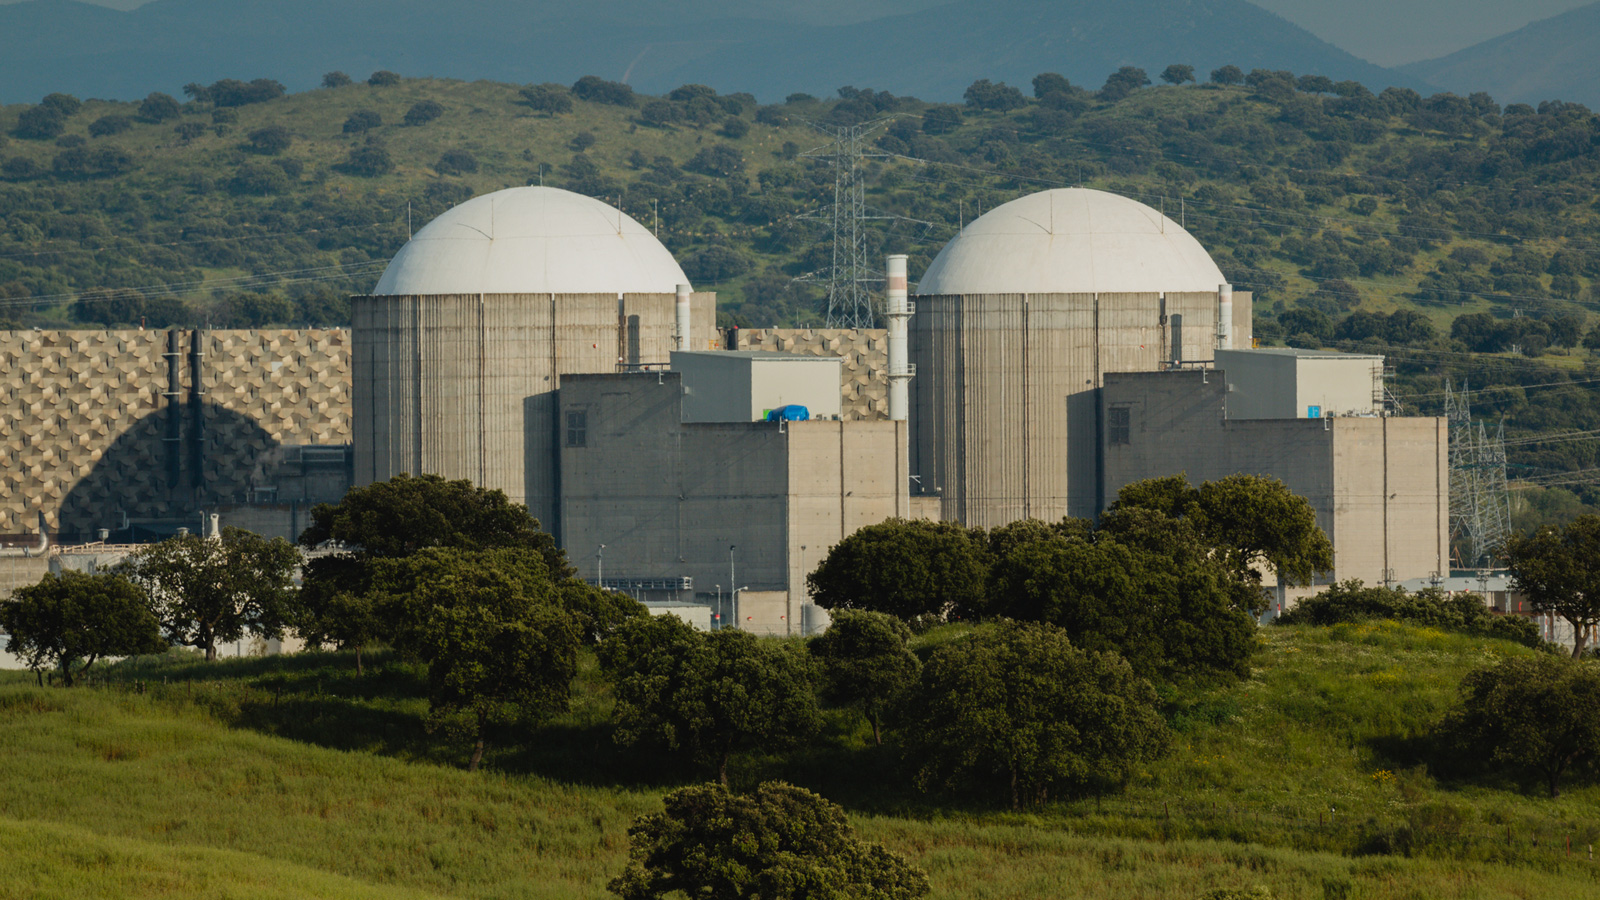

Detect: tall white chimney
[886, 255, 913, 422]
[675, 284, 692, 352]
[1218, 283, 1234, 351]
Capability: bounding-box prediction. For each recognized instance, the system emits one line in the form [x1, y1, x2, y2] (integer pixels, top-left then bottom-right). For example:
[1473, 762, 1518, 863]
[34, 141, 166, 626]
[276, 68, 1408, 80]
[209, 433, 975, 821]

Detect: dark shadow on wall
[57, 402, 279, 542]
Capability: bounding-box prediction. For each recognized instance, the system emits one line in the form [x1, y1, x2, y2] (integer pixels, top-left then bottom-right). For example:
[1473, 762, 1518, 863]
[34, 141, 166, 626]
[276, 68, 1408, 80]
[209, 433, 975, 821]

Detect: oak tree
[808, 609, 920, 744]
[0, 570, 164, 685]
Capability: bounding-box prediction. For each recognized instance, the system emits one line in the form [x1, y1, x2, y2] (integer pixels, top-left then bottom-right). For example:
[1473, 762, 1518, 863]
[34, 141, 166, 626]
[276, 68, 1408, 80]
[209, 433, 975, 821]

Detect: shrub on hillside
[403, 100, 443, 126]
[1276, 580, 1542, 646]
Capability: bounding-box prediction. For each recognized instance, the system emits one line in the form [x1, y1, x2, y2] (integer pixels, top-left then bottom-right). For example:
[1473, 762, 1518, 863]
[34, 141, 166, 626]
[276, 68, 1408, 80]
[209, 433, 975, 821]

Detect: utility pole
[729, 545, 736, 631]
[597, 544, 605, 588]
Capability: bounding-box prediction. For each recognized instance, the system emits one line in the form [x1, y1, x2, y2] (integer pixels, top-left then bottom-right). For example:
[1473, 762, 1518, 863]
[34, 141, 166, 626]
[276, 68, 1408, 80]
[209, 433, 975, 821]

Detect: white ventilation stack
[675, 283, 692, 352]
[886, 254, 913, 421]
[1218, 283, 1234, 351]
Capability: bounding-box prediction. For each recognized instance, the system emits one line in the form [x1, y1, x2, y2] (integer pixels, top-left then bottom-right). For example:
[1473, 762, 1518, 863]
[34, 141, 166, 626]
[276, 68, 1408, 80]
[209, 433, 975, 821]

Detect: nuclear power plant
[1, 185, 1450, 628]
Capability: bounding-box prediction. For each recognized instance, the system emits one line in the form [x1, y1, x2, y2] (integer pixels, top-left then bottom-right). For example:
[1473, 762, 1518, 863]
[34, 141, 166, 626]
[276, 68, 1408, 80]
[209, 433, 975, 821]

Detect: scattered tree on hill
[1099, 66, 1151, 102]
[609, 781, 930, 900]
[921, 104, 962, 134]
[376, 546, 581, 770]
[435, 148, 478, 175]
[571, 75, 636, 107]
[808, 610, 920, 745]
[404, 100, 444, 126]
[1161, 65, 1195, 85]
[245, 125, 291, 155]
[1297, 74, 1335, 94]
[294, 473, 573, 664]
[0, 570, 165, 686]
[897, 621, 1169, 809]
[806, 518, 989, 621]
[963, 79, 1026, 112]
[599, 614, 820, 786]
[184, 78, 284, 107]
[367, 70, 401, 86]
[39, 93, 81, 117]
[13, 105, 66, 140]
[1110, 473, 1333, 589]
[1442, 654, 1600, 797]
[321, 71, 353, 88]
[88, 115, 131, 137]
[1210, 65, 1244, 86]
[117, 528, 297, 661]
[1503, 515, 1600, 657]
[989, 511, 1258, 681]
[343, 109, 382, 133]
[1032, 72, 1072, 98]
[520, 83, 574, 116]
[339, 138, 393, 176]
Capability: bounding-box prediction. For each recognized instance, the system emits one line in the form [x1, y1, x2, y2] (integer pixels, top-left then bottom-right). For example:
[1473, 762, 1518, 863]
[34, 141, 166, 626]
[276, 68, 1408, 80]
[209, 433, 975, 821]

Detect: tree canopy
[896, 621, 1169, 809]
[1110, 473, 1333, 588]
[608, 782, 929, 900]
[599, 614, 820, 786]
[805, 518, 989, 621]
[808, 609, 920, 745]
[376, 546, 581, 770]
[1442, 654, 1600, 797]
[117, 528, 297, 661]
[0, 570, 164, 685]
[1503, 515, 1600, 657]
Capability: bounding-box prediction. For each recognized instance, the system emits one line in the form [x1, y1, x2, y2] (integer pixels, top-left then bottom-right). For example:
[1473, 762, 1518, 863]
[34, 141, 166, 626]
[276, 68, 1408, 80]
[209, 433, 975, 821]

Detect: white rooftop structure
[916, 188, 1227, 296]
[373, 186, 691, 296]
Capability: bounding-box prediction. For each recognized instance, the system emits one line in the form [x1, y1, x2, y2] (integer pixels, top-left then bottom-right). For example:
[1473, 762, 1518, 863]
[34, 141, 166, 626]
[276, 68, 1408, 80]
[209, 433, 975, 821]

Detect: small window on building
[566, 409, 587, 448]
[1109, 406, 1131, 445]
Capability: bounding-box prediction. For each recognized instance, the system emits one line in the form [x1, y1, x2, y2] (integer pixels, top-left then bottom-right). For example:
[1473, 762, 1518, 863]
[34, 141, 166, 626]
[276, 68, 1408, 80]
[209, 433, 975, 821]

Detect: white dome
[916, 188, 1226, 296]
[373, 186, 690, 296]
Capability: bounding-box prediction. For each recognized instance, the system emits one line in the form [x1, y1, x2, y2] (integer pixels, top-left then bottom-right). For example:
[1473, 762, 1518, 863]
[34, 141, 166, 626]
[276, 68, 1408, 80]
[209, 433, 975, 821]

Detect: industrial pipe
[675, 284, 692, 352]
[886, 254, 913, 422]
[0, 512, 50, 558]
[164, 330, 182, 488]
[188, 329, 206, 489]
[1218, 283, 1234, 351]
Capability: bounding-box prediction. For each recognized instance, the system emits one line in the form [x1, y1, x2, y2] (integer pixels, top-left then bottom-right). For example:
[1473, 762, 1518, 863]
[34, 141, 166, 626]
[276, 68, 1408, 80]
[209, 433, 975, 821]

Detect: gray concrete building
[1100, 361, 1449, 597]
[556, 359, 907, 626]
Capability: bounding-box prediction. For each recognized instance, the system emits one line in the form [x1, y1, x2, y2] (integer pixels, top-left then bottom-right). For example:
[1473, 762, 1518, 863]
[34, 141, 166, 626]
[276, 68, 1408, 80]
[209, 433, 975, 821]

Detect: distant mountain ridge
[1400, 2, 1600, 109]
[0, 0, 1408, 104]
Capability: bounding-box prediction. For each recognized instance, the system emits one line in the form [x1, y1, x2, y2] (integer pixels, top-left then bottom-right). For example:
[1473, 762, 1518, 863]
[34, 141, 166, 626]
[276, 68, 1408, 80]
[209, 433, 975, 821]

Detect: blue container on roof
[765, 405, 810, 422]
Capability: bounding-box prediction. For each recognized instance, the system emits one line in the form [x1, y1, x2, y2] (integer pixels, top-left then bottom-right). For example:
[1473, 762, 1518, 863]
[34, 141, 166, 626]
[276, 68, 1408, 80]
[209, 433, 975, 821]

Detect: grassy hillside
[5, 73, 1600, 515]
[3, 623, 1600, 899]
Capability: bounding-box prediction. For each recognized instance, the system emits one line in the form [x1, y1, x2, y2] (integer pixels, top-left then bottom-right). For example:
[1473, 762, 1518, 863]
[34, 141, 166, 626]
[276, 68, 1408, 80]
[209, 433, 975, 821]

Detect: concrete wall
[736, 590, 792, 636]
[0, 329, 351, 542]
[909, 290, 1251, 528]
[1215, 349, 1381, 420]
[1101, 369, 1448, 586]
[557, 372, 907, 605]
[352, 291, 715, 537]
[672, 352, 842, 423]
[731, 329, 888, 420]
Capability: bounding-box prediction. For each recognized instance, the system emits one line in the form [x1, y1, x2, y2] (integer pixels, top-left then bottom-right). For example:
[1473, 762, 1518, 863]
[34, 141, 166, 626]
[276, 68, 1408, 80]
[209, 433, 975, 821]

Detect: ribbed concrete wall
[0, 329, 350, 540]
[909, 290, 1250, 528]
[352, 292, 715, 536]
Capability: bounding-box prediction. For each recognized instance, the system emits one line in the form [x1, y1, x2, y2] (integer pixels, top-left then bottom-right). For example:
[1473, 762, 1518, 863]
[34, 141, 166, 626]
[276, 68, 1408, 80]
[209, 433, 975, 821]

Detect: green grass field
[2, 623, 1598, 899]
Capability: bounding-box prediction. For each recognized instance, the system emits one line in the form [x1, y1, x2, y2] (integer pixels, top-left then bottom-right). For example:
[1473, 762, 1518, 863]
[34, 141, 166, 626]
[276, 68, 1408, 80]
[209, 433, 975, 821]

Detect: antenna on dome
[407, 201, 412, 240]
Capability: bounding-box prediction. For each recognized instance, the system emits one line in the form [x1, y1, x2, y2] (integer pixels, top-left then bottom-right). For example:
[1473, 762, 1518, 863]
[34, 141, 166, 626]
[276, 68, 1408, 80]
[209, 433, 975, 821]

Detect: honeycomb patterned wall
[733, 329, 889, 421]
[0, 329, 351, 539]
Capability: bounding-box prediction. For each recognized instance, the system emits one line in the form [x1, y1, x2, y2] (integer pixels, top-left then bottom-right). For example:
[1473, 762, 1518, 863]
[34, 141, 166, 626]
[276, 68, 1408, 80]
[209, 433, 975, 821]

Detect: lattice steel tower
[1445, 380, 1512, 568]
[798, 120, 893, 329]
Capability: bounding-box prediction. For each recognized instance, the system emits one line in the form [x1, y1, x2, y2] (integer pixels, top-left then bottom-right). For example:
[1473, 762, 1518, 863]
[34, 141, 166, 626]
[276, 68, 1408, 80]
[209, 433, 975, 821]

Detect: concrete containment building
[352, 186, 717, 534]
[909, 188, 1253, 527]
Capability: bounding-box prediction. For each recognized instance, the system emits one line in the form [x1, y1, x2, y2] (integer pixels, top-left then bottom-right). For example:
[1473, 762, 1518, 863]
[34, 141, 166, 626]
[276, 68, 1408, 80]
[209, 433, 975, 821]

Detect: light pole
[715, 585, 722, 629]
[728, 545, 736, 629]
[597, 544, 605, 589]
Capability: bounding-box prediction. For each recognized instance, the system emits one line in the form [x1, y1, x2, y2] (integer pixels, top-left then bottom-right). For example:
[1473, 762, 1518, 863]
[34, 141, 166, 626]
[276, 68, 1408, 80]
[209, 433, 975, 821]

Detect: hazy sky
[3, 0, 1593, 67]
[1250, 0, 1592, 65]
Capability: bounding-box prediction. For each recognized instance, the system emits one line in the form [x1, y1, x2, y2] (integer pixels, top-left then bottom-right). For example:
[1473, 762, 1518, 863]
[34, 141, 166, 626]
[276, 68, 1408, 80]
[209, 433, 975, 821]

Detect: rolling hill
[0, 0, 1407, 104]
[1400, 2, 1600, 109]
